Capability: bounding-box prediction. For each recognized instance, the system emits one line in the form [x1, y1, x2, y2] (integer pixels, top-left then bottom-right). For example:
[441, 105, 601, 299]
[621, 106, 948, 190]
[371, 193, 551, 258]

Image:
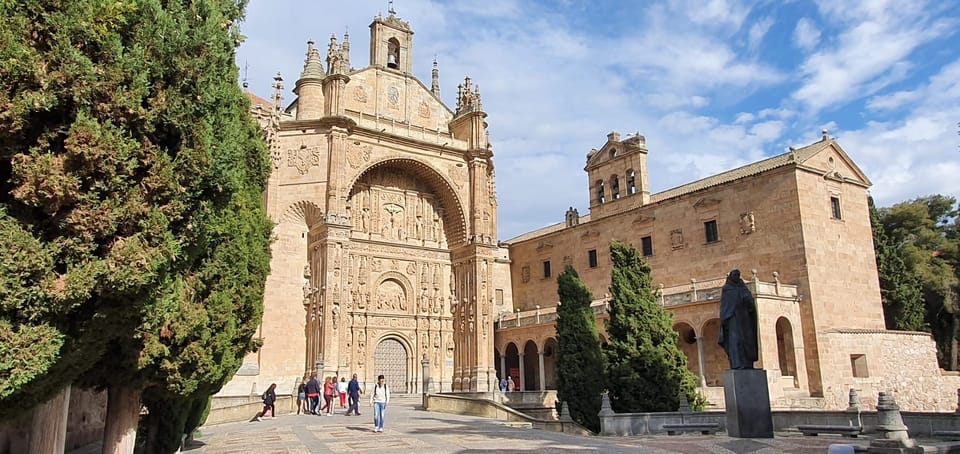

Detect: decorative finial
[822, 128, 830, 141]
[241, 60, 249, 90]
[388, 0, 396, 15]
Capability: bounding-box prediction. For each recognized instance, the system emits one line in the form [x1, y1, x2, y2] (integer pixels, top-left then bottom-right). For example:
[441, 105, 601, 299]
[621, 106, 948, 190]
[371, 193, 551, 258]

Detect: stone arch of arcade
[495, 338, 557, 392]
[669, 316, 726, 387]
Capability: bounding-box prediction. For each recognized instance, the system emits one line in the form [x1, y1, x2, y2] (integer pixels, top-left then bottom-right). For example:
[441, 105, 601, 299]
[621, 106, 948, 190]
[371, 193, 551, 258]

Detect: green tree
[878, 195, 960, 369]
[0, 0, 272, 451]
[602, 241, 702, 413]
[869, 196, 925, 331]
[555, 265, 603, 432]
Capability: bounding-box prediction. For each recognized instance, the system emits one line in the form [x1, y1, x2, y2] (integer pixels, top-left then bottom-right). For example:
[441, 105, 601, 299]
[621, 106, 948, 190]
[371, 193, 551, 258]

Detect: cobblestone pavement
[187, 396, 851, 454]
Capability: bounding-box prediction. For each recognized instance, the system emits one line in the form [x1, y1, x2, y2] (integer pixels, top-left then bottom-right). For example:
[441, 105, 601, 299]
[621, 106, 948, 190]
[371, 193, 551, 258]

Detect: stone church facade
[224, 8, 958, 411]
[222, 8, 513, 396]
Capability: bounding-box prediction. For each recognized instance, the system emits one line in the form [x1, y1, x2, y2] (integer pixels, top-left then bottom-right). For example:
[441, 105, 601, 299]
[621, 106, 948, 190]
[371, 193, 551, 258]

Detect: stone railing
[345, 109, 465, 148]
[659, 270, 799, 308]
[498, 270, 800, 331]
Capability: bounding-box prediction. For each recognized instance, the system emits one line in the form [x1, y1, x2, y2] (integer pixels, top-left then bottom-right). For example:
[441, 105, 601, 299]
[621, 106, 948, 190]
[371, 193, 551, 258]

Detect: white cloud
[792, 0, 956, 112]
[748, 17, 775, 51]
[793, 17, 821, 51]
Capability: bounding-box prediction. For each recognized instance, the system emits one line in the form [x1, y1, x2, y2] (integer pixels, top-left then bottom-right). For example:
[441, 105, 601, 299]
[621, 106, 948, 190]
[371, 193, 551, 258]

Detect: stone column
[538, 351, 546, 391]
[695, 336, 707, 387]
[499, 355, 506, 385]
[518, 353, 526, 391]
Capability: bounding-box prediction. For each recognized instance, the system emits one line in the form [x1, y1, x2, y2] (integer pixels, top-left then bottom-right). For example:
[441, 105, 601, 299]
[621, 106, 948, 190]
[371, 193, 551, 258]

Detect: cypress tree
[0, 0, 272, 450]
[603, 241, 702, 413]
[555, 265, 603, 433]
[869, 196, 925, 331]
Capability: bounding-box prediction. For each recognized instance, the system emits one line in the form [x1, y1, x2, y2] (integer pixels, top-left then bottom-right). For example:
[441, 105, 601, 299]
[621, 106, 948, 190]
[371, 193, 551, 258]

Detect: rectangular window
[850, 354, 869, 377]
[704, 220, 719, 243]
[543, 260, 551, 278]
[588, 249, 598, 268]
[831, 196, 842, 220]
[641, 236, 653, 256]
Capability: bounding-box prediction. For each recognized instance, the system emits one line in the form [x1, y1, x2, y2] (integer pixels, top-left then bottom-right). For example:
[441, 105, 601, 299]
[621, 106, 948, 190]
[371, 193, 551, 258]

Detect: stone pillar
[868, 392, 921, 453]
[518, 353, 526, 391]
[723, 369, 773, 438]
[598, 392, 615, 436]
[421, 354, 431, 394]
[499, 355, 506, 386]
[538, 351, 546, 391]
[695, 336, 707, 387]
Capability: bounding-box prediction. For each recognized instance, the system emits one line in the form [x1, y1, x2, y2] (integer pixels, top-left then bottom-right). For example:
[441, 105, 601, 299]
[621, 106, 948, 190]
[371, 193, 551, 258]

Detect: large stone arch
[347, 157, 468, 245]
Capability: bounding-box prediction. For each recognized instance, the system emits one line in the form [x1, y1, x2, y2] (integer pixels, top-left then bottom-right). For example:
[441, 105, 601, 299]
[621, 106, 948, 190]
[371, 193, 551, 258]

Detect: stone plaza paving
[186, 396, 849, 454]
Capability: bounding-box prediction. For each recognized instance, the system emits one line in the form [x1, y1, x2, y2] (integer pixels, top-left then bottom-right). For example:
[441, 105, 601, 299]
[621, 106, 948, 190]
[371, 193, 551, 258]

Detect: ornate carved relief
[448, 165, 466, 190]
[740, 211, 756, 234]
[376, 278, 407, 312]
[418, 100, 431, 118]
[670, 229, 684, 250]
[287, 143, 321, 175]
[347, 142, 372, 169]
[353, 86, 368, 103]
[387, 86, 400, 108]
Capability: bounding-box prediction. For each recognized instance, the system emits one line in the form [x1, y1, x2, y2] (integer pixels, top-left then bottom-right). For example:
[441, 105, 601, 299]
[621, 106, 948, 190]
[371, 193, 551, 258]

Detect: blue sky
[237, 0, 960, 240]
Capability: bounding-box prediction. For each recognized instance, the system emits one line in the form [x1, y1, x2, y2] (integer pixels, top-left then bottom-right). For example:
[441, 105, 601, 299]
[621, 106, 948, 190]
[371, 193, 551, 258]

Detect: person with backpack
[258, 383, 277, 421]
[369, 374, 390, 432]
[305, 374, 321, 415]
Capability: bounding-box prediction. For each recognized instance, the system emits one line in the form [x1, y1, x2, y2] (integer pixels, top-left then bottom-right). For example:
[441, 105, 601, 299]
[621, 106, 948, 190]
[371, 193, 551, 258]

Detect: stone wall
[817, 330, 954, 411]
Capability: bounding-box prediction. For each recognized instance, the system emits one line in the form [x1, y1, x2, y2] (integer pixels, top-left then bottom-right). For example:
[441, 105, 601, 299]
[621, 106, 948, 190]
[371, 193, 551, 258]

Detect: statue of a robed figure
[717, 269, 772, 438]
[718, 269, 758, 369]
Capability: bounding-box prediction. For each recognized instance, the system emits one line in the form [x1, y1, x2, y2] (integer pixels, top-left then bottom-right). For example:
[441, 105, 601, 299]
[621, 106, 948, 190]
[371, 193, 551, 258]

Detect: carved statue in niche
[432, 217, 440, 242]
[419, 288, 429, 313]
[480, 260, 487, 282]
[421, 333, 429, 355]
[415, 216, 423, 239]
[445, 333, 454, 358]
[359, 208, 369, 232]
[332, 304, 340, 329]
[433, 333, 441, 364]
[433, 264, 441, 289]
[468, 304, 475, 334]
[357, 332, 366, 366]
[431, 289, 442, 314]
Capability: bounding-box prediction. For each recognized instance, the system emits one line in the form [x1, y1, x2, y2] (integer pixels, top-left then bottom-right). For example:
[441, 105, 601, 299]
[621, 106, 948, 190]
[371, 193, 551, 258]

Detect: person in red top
[321, 376, 335, 416]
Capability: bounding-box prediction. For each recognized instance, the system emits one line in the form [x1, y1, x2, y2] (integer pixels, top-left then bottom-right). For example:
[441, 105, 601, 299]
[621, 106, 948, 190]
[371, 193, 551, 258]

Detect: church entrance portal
[374, 338, 409, 393]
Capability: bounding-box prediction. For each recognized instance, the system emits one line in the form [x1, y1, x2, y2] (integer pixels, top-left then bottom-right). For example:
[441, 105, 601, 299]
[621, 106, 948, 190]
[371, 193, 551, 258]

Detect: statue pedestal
[723, 369, 773, 438]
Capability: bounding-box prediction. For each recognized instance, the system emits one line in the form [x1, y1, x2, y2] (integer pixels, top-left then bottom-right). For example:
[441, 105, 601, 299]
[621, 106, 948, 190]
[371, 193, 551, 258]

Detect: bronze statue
[718, 269, 758, 369]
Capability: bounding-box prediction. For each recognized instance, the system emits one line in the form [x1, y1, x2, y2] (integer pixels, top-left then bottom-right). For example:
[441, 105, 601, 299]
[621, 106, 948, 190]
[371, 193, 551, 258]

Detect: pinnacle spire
[299, 40, 324, 80]
[431, 58, 440, 97]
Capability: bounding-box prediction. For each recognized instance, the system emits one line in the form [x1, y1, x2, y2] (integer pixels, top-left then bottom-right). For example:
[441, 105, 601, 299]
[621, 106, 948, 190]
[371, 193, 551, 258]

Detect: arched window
[596, 180, 605, 204]
[609, 148, 618, 159]
[611, 176, 620, 200]
[387, 38, 400, 69]
[627, 170, 636, 195]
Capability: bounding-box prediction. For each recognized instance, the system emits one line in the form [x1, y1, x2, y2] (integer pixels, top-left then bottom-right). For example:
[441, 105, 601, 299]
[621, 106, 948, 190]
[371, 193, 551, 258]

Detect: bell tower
[369, 4, 414, 73]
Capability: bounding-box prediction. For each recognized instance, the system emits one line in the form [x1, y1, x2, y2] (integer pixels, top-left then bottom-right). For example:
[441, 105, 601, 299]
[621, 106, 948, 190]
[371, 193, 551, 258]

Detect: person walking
[369, 375, 390, 432]
[345, 373, 363, 416]
[337, 376, 349, 410]
[305, 374, 321, 415]
[296, 379, 307, 415]
[321, 376, 335, 416]
[258, 383, 277, 421]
